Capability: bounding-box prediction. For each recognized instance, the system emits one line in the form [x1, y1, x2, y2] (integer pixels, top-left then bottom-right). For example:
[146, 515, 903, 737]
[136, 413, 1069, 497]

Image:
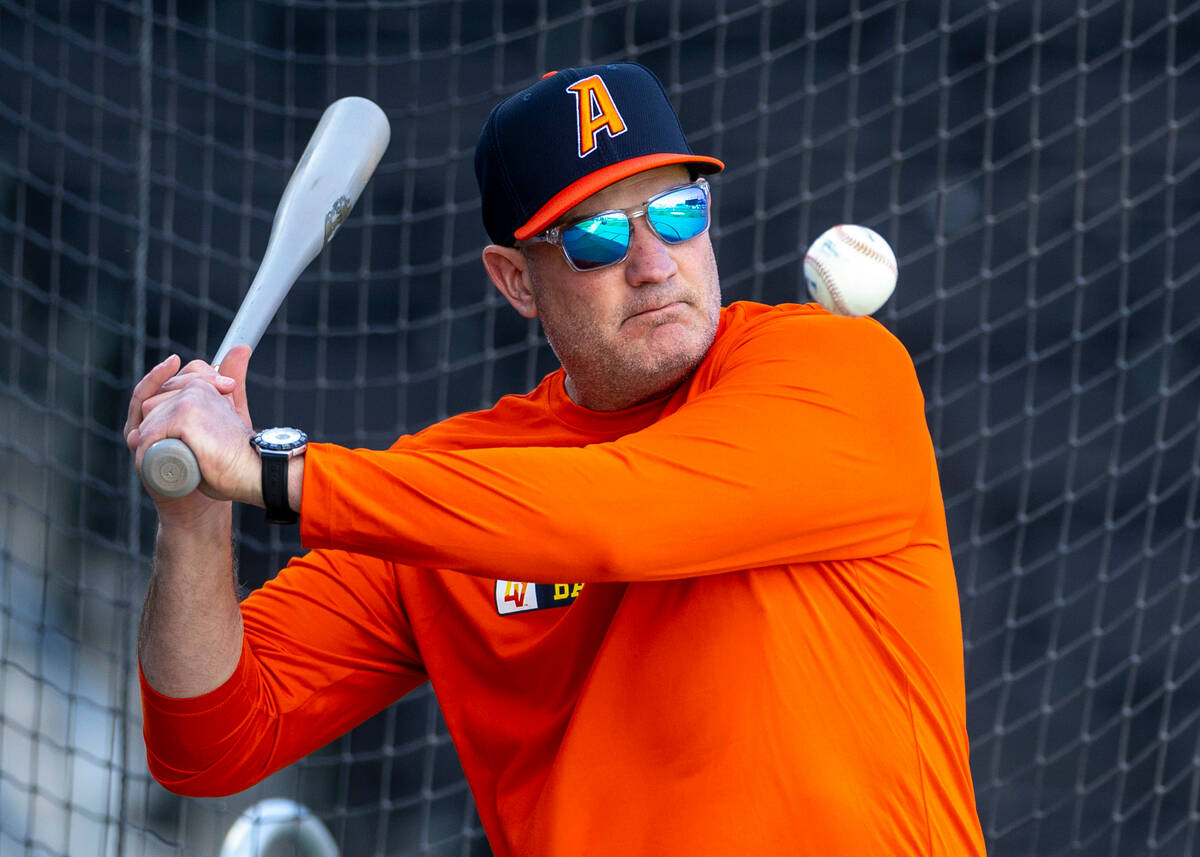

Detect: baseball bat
[140, 96, 391, 498]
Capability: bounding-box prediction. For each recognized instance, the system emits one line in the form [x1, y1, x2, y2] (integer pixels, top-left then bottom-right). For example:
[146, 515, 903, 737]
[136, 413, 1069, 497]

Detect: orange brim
[512, 153, 725, 242]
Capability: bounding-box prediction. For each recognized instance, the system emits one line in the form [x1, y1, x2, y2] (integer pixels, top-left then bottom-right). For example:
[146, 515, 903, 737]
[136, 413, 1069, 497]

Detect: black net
[2, 1, 1199, 855]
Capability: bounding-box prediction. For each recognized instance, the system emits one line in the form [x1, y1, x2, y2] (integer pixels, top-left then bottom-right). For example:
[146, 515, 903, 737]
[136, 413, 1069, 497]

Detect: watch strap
[260, 451, 297, 525]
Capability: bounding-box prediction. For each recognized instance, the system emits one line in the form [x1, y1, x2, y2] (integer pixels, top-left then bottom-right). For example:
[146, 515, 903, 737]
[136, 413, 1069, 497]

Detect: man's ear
[482, 244, 538, 319]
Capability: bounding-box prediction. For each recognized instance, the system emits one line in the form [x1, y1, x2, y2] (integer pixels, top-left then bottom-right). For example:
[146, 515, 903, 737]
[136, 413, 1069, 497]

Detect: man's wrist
[155, 496, 234, 536]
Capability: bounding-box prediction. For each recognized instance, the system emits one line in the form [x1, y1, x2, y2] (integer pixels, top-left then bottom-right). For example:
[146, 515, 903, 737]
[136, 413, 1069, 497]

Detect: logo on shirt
[495, 580, 585, 615]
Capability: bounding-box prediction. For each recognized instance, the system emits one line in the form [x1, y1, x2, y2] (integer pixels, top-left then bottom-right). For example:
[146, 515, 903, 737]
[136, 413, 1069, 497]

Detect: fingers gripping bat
[140, 97, 391, 498]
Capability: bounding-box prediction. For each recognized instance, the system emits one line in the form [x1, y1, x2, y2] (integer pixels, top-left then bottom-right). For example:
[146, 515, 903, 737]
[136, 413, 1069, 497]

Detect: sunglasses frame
[520, 177, 711, 273]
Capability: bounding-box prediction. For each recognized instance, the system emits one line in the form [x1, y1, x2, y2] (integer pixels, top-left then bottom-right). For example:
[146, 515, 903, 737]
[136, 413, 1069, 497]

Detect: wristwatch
[250, 427, 307, 525]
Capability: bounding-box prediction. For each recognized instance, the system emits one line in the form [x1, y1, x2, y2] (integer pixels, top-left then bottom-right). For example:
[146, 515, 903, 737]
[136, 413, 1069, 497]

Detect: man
[126, 63, 986, 856]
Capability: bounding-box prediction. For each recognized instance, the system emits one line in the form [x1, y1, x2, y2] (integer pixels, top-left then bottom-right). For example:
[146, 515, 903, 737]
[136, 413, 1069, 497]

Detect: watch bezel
[252, 427, 308, 453]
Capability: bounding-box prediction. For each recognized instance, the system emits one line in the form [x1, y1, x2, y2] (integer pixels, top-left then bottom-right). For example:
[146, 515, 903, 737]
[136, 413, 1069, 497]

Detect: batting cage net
[2, 1, 1198, 855]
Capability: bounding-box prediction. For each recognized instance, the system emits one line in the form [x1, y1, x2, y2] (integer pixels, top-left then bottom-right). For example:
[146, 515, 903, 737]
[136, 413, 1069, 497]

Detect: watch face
[255, 427, 307, 451]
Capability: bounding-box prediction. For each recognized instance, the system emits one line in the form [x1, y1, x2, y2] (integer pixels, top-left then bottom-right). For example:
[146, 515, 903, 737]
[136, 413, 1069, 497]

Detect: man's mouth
[626, 300, 685, 323]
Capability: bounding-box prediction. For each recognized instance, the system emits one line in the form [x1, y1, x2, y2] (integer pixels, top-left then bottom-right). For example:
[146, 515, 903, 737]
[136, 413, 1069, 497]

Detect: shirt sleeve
[140, 547, 428, 796]
[300, 312, 938, 583]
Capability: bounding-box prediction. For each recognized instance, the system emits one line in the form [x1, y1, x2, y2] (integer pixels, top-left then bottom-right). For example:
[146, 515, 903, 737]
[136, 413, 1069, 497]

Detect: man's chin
[643, 309, 716, 359]
[642, 332, 713, 384]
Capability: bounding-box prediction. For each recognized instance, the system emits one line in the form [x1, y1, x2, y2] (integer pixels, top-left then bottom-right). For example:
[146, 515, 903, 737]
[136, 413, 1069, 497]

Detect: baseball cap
[474, 62, 724, 246]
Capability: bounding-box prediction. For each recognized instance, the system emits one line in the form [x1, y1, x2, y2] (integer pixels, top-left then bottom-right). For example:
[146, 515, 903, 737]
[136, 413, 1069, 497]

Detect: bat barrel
[212, 97, 390, 367]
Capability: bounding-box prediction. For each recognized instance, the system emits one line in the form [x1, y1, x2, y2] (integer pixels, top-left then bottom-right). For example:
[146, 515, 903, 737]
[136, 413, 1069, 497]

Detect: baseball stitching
[804, 252, 850, 316]
[832, 225, 898, 275]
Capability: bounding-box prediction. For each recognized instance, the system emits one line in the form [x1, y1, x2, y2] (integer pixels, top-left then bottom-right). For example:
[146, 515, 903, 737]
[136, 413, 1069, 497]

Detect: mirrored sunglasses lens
[560, 213, 630, 270]
[647, 186, 710, 243]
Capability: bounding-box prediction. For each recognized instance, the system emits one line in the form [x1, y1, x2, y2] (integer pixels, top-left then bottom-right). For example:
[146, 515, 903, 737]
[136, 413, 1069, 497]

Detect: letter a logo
[566, 75, 627, 158]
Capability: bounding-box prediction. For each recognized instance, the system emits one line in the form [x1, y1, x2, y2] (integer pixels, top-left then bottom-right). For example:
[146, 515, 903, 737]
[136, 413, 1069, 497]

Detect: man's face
[523, 166, 721, 411]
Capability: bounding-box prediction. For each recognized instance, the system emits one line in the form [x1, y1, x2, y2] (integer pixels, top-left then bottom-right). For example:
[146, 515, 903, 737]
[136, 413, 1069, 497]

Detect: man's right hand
[124, 345, 255, 520]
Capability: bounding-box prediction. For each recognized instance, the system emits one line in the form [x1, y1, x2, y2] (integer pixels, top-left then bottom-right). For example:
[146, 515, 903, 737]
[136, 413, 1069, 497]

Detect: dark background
[1, 1, 1198, 855]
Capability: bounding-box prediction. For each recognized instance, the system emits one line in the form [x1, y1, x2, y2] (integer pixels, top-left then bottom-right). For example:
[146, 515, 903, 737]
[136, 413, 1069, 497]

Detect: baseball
[803, 224, 898, 317]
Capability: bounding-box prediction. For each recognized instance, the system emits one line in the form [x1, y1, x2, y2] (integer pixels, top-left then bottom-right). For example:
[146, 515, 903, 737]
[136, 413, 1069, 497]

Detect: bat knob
[142, 438, 202, 498]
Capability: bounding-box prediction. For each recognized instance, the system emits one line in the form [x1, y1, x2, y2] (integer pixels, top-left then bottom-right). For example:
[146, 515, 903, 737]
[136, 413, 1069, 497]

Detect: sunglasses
[521, 178, 711, 272]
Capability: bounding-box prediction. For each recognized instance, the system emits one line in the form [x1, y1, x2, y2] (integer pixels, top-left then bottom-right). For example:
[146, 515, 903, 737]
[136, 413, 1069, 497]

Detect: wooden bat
[140, 96, 391, 497]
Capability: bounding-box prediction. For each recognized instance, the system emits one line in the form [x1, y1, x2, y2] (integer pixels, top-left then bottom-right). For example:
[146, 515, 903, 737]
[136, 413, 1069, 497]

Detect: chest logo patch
[495, 580, 584, 615]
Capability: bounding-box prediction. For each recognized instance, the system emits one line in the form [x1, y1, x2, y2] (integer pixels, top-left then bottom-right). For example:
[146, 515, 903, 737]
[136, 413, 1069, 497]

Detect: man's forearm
[138, 503, 244, 698]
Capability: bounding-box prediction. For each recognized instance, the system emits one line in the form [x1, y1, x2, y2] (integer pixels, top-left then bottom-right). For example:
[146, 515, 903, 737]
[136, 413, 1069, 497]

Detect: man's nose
[623, 217, 678, 286]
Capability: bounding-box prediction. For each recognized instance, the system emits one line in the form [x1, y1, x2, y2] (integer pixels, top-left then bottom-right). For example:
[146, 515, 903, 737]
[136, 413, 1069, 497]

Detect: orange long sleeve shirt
[141, 301, 986, 856]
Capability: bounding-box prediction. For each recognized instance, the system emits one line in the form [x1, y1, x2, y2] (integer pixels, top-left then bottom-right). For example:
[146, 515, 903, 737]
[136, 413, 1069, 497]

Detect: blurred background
[1, 1, 1198, 855]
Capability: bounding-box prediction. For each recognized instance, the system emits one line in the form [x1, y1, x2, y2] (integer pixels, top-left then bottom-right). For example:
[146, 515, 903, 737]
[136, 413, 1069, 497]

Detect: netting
[2, 1, 1198, 855]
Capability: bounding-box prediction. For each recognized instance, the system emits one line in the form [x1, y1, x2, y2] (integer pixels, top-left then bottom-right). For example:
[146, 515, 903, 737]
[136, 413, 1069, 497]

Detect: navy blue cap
[474, 62, 724, 246]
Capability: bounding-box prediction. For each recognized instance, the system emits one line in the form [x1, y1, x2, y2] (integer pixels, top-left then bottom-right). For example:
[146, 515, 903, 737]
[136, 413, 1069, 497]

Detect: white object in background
[803, 224, 898, 317]
[218, 798, 340, 857]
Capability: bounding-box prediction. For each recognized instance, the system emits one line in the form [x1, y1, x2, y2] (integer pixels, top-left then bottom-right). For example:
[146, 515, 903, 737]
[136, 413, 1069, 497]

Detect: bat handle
[141, 438, 202, 498]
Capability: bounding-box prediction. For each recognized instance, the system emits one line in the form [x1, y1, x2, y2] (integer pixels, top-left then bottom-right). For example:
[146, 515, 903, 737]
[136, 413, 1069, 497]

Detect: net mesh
[2, 1, 1199, 855]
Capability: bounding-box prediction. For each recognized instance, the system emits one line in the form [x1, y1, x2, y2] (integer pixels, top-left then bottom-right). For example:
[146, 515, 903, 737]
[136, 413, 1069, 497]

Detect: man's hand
[125, 345, 260, 512]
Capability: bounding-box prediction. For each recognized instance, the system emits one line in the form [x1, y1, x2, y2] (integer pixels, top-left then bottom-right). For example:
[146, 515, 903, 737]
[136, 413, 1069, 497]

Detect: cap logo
[566, 74, 627, 158]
